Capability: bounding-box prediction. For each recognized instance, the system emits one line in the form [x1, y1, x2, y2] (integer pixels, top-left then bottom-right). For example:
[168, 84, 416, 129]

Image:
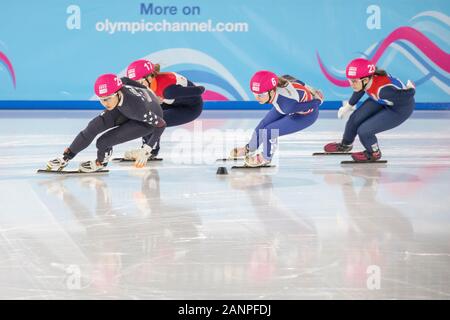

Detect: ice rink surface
[0, 109, 449, 300]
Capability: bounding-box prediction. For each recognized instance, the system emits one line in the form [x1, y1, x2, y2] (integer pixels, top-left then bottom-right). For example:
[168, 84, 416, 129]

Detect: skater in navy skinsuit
[230, 71, 324, 167]
[46, 74, 166, 172]
[324, 58, 416, 162]
[123, 59, 205, 160]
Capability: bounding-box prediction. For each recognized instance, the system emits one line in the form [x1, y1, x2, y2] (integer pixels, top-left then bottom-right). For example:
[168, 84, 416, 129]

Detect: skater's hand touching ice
[134, 145, 153, 168]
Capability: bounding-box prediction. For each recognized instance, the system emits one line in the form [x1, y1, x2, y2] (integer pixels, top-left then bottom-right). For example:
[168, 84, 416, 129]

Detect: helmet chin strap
[361, 76, 372, 90]
[264, 90, 274, 104]
[114, 92, 121, 108]
[145, 76, 152, 88]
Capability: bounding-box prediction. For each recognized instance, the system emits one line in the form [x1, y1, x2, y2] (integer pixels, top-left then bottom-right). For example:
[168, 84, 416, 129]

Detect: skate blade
[37, 169, 109, 174]
[231, 165, 276, 169]
[340, 160, 387, 164]
[112, 158, 163, 162]
[216, 157, 243, 162]
[313, 152, 352, 156]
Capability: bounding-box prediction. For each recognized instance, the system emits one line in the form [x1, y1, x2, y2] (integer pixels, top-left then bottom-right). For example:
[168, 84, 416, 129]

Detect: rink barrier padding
[0, 101, 449, 110]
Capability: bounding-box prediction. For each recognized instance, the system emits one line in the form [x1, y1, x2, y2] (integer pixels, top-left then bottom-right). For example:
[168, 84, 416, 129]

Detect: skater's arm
[144, 125, 166, 149]
[379, 86, 415, 105]
[278, 96, 321, 114]
[119, 95, 166, 128]
[120, 101, 167, 149]
[122, 107, 166, 129]
[348, 90, 365, 106]
[163, 85, 205, 99]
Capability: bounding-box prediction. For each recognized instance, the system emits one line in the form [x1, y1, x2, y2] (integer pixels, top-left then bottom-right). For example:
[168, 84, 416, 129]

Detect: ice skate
[46, 157, 69, 171]
[79, 160, 107, 173]
[324, 142, 353, 153]
[351, 150, 382, 162]
[244, 153, 271, 167]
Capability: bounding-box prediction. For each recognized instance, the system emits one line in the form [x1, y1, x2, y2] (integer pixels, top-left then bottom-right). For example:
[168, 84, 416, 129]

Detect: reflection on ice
[0, 110, 449, 299]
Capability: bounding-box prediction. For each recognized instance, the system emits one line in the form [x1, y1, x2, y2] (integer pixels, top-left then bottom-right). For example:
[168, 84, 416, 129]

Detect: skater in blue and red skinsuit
[124, 59, 205, 160]
[231, 71, 324, 167]
[324, 58, 416, 162]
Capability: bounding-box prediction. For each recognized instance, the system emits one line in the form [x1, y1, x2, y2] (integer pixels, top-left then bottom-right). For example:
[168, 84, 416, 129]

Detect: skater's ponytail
[277, 76, 290, 88]
[374, 68, 387, 76]
[150, 63, 161, 78]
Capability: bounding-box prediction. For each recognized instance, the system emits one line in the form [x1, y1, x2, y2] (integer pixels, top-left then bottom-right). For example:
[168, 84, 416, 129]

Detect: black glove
[197, 86, 206, 94]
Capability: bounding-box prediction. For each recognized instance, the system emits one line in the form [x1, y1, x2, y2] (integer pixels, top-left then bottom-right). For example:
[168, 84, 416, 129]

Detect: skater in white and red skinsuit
[324, 58, 416, 162]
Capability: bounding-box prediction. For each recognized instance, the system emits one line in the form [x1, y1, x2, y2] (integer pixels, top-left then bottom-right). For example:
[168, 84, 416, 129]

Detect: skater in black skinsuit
[46, 73, 166, 172]
[123, 59, 204, 160]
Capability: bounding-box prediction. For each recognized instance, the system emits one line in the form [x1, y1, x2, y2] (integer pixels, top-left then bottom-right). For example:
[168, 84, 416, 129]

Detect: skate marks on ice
[37, 169, 109, 175]
[112, 158, 163, 162]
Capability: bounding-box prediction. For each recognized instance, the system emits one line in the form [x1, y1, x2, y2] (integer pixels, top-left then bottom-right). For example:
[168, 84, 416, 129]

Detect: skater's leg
[142, 100, 203, 156]
[69, 108, 127, 157]
[324, 99, 384, 153]
[163, 101, 203, 127]
[342, 99, 383, 145]
[47, 109, 127, 170]
[247, 108, 285, 153]
[356, 101, 415, 152]
[262, 109, 319, 159]
[96, 121, 155, 163]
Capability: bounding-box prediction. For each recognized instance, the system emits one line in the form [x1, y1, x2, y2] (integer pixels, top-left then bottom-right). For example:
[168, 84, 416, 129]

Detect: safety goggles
[348, 79, 361, 85]
[99, 93, 118, 102]
[253, 91, 270, 99]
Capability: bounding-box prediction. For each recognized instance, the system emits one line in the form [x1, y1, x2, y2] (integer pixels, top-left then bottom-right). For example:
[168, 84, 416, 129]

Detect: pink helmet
[250, 70, 278, 94]
[346, 58, 376, 79]
[94, 74, 123, 97]
[126, 59, 155, 80]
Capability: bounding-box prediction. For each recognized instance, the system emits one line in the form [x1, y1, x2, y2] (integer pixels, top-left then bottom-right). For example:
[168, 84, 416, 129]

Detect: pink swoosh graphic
[372, 26, 450, 73]
[317, 26, 450, 87]
[202, 90, 229, 101]
[0, 51, 16, 88]
[316, 51, 349, 87]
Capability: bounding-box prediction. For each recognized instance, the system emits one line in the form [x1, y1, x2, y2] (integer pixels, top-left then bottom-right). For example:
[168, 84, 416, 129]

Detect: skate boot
[46, 148, 74, 171]
[46, 158, 69, 171]
[229, 144, 250, 159]
[149, 148, 159, 160]
[79, 160, 106, 173]
[351, 150, 382, 162]
[244, 153, 271, 167]
[324, 142, 353, 153]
